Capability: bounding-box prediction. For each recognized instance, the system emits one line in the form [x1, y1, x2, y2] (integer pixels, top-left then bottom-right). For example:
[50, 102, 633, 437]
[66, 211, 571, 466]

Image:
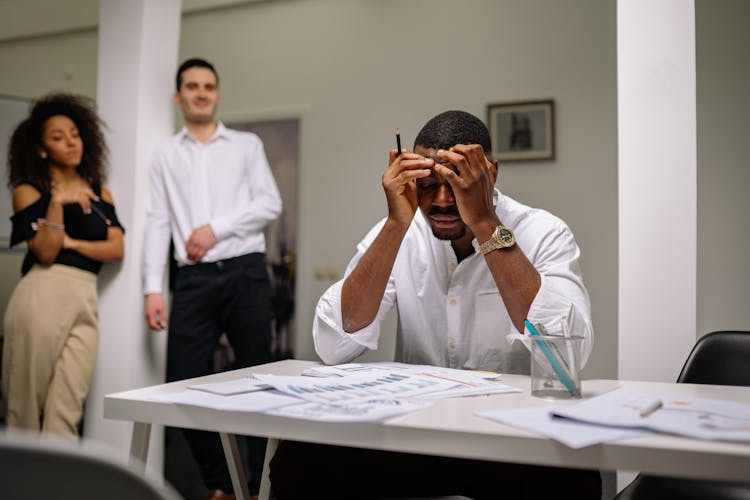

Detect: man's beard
[427, 207, 466, 241]
[431, 225, 467, 241]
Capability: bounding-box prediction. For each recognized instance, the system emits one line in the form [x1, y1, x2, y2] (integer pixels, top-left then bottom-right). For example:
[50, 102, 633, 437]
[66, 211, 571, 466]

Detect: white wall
[696, 0, 750, 336]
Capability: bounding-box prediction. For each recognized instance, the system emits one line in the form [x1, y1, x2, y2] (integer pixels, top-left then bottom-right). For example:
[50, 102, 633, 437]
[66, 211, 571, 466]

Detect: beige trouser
[2, 264, 98, 437]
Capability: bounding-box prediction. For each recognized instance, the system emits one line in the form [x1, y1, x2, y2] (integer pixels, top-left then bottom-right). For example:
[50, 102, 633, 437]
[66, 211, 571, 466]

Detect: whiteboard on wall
[0, 95, 31, 244]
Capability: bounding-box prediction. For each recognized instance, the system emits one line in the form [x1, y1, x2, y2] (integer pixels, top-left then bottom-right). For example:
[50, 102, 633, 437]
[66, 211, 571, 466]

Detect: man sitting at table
[270, 110, 600, 499]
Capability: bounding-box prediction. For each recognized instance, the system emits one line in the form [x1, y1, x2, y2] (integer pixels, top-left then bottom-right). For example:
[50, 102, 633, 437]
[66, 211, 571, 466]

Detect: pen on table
[89, 203, 112, 226]
[395, 128, 402, 156]
[640, 399, 663, 418]
[524, 319, 579, 397]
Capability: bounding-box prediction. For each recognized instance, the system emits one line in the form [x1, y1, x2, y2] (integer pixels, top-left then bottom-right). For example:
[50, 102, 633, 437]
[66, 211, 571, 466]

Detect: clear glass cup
[530, 335, 583, 399]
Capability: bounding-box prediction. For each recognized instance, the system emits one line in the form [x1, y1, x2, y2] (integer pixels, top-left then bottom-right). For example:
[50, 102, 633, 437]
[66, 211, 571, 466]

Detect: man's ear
[488, 158, 499, 184]
[173, 91, 181, 105]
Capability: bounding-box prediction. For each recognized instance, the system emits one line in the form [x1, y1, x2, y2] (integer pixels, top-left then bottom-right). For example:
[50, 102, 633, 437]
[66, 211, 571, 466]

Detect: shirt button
[448, 339, 456, 349]
[449, 263, 456, 271]
[449, 299, 457, 306]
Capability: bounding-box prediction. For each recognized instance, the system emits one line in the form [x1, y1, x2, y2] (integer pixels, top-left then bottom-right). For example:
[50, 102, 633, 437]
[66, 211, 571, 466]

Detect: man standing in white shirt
[144, 58, 281, 500]
[270, 110, 600, 499]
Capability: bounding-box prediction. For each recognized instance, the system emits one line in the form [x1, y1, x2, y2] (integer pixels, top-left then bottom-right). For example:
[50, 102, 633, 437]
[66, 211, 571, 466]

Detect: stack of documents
[301, 362, 502, 380]
[476, 387, 750, 448]
[150, 362, 520, 423]
[301, 362, 513, 399]
[552, 387, 750, 444]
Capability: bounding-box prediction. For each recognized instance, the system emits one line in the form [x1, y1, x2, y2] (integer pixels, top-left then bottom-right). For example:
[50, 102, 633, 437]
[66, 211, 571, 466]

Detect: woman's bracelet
[31, 218, 65, 231]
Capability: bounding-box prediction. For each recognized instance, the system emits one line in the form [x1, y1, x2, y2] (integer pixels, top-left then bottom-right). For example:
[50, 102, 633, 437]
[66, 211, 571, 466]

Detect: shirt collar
[178, 121, 229, 143]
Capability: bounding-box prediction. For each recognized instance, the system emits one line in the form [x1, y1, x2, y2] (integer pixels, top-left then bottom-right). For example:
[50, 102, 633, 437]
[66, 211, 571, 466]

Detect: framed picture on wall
[487, 99, 554, 162]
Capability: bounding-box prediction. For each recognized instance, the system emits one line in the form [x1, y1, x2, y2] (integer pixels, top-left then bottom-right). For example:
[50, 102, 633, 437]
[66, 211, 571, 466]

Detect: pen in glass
[89, 203, 112, 226]
[639, 399, 663, 418]
[524, 319, 579, 397]
[396, 128, 402, 156]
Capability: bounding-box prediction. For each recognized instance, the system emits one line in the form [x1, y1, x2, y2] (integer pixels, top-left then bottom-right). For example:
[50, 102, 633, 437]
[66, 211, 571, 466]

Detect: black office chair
[615, 330, 750, 500]
[0, 431, 184, 500]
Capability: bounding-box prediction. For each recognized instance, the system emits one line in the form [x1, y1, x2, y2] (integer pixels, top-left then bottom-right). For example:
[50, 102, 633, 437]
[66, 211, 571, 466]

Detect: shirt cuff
[313, 281, 380, 364]
[210, 216, 232, 241]
[143, 275, 164, 296]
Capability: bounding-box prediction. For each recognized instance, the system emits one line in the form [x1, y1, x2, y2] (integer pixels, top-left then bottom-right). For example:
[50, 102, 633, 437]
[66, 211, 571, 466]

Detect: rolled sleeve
[312, 280, 381, 365]
[525, 225, 593, 365]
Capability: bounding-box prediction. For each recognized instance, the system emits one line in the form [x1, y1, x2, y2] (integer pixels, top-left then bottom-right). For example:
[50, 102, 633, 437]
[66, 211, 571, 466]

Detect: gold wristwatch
[479, 225, 516, 254]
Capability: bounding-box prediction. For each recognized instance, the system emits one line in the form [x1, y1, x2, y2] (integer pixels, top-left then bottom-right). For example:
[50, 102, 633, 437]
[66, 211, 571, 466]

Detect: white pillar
[617, 1, 696, 491]
[84, 0, 181, 471]
[618, 0, 696, 383]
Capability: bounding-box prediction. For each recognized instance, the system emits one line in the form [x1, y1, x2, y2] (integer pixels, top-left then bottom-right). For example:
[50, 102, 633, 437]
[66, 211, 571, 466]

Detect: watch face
[498, 228, 514, 245]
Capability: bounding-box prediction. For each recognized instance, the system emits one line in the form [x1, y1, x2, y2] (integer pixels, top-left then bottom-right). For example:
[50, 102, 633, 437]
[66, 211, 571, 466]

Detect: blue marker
[524, 319, 579, 397]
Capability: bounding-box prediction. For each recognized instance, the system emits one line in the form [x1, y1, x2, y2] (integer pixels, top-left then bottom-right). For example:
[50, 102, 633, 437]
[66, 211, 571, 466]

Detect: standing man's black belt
[184, 252, 265, 272]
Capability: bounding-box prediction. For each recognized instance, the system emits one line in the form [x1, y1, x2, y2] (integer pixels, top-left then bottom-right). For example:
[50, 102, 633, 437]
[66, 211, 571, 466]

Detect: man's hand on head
[383, 148, 433, 227]
[433, 145, 499, 234]
[186, 224, 218, 262]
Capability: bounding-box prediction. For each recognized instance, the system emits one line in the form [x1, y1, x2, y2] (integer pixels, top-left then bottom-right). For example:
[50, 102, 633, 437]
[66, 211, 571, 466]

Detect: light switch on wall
[314, 265, 340, 281]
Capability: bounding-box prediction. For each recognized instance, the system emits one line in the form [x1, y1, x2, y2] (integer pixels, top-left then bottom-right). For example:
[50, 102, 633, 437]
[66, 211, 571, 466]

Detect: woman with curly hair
[2, 93, 124, 437]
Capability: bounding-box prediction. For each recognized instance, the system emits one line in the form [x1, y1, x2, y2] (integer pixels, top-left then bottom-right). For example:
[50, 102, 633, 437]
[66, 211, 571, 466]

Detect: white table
[104, 359, 750, 500]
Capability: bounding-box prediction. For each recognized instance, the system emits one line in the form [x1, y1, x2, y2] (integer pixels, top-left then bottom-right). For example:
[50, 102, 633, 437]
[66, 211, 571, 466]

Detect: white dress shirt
[313, 190, 593, 374]
[143, 122, 282, 294]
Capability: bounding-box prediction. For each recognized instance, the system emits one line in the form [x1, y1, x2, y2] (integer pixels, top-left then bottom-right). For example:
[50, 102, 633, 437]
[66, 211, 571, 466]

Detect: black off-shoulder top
[9, 185, 125, 276]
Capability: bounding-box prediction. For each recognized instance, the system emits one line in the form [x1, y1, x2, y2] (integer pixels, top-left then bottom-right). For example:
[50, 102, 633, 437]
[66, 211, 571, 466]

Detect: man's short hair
[414, 110, 492, 158]
[175, 58, 219, 91]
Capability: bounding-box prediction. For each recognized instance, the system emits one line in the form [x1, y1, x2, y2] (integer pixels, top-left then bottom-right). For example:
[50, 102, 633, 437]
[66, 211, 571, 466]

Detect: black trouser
[167, 252, 273, 494]
[270, 441, 602, 500]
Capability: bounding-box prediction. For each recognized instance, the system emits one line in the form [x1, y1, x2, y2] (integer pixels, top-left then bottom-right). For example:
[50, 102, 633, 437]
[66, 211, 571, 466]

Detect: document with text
[553, 387, 750, 444]
[165, 362, 521, 423]
[476, 406, 649, 448]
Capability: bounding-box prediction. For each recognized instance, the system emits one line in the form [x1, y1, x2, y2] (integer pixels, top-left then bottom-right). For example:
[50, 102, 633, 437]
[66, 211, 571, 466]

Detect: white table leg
[220, 432, 250, 500]
[129, 422, 151, 471]
[258, 438, 278, 500]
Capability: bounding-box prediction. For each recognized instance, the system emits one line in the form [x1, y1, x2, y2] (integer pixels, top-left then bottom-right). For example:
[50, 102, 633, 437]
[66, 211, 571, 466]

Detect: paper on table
[298, 364, 513, 401]
[302, 362, 503, 381]
[302, 361, 501, 380]
[408, 367, 519, 399]
[150, 389, 301, 413]
[552, 387, 661, 427]
[267, 398, 431, 423]
[476, 406, 649, 448]
[416, 366, 503, 383]
[554, 387, 750, 444]
[647, 398, 750, 443]
[300, 363, 395, 378]
[188, 376, 271, 395]
[253, 372, 462, 405]
[417, 384, 520, 400]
